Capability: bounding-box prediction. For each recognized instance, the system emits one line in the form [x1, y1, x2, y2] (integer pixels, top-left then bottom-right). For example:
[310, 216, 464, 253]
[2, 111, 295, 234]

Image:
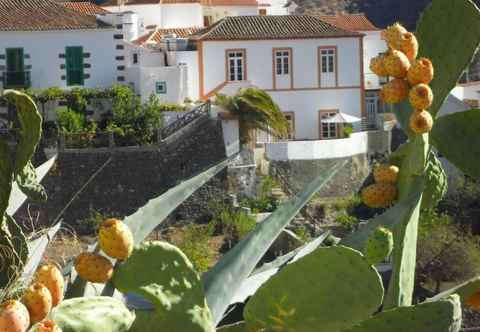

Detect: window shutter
[65, 46, 84, 86]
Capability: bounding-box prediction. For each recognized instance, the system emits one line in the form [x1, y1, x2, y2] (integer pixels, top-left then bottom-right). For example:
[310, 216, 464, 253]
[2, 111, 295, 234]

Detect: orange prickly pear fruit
[382, 23, 408, 50]
[74, 253, 114, 283]
[36, 319, 62, 332]
[373, 165, 399, 184]
[409, 110, 434, 134]
[384, 49, 411, 78]
[400, 32, 418, 61]
[370, 54, 389, 77]
[409, 84, 434, 110]
[379, 78, 409, 104]
[22, 282, 52, 324]
[98, 218, 134, 260]
[361, 183, 397, 208]
[466, 291, 480, 310]
[0, 300, 30, 332]
[408, 58, 434, 85]
[34, 263, 64, 307]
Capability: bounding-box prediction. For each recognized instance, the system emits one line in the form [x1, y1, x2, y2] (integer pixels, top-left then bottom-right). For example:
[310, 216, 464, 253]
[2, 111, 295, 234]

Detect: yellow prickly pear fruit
[74, 253, 114, 283]
[409, 84, 434, 110]
[373, 164, 399, 184]
[370, 54, 389, 77]
[382, 23, 408, 49]
[379, 78, 409, 104]
[400, 32, 418, 61]
[22, 282, 52, 324]
[99, 218, 134, 260]
[34, 263, 64, 307]
[408, 58, 434, 85]
[0, 300, 30, 332]
[361, 183, 397, 208]
[384, 50, 411, 78]
[410, 110, 434, 134]
[466, 291, 480, 310]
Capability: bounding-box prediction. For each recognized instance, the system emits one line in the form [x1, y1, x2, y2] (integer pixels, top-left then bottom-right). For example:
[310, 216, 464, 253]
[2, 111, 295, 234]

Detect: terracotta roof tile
[62, 1, 111, 15]
[0, 0, 110, 31]
[318, 13, 380, 31]
[102, 0, 257, 6]
[191, 15, 361, 40]
[132, 26, 202, 45]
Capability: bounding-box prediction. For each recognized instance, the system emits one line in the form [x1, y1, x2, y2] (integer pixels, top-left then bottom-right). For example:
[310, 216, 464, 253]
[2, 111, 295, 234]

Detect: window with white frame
[227, 50, 245, 82]
[320, 110, 338, 139]
[321, 48, 336, 73]
[275, 50, 290, 75]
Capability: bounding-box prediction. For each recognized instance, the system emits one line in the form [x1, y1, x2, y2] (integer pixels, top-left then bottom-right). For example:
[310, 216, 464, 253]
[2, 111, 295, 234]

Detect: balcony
[2, 71, 31, 88]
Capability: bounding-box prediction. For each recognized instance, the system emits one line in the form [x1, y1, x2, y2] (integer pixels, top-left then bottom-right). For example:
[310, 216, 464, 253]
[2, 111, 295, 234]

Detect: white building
[101, 0, 262, 29]
[451, 81, 480, 108]
[191, 15, 365, 141]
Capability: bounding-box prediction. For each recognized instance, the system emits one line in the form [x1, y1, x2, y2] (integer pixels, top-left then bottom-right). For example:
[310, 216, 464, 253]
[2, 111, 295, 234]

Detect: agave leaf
[430, 109, 480, 177]
[7, 156, 56, 216]
[65, 157, 231, 298]
[427, 276, 480, 305]
[202, 160, 347, 325]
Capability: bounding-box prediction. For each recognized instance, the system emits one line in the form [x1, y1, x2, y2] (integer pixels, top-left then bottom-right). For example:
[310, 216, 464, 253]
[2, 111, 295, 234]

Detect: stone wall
[270, 154, 371, 198]
[15, 117, 228, 234]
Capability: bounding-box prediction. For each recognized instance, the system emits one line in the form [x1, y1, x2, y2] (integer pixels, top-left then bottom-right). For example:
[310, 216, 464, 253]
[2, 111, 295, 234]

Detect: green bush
[343, 124, 354, 138]
[293, 226, 311, 243]
[178, 223, 215, 273]
[335, 214, 359, 230]
[214, 208, 256, 247]
[56, 107, 86, 134]
[332, 195, 362, 212]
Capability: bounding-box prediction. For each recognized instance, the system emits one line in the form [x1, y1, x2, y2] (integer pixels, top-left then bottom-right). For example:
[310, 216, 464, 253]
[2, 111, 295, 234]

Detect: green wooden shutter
[5, 48, 25, 87]
[66, 46, 84, 86]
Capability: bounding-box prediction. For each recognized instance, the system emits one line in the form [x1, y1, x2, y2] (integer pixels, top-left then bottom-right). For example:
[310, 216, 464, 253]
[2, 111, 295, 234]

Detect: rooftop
[62, 1, 111, 15]
[101, 0, 258, 6]
[191, 14, 361, 40]
[0, 0, 110, 31]
[132, 27, 203, 45]
[318, 13, 380, 31]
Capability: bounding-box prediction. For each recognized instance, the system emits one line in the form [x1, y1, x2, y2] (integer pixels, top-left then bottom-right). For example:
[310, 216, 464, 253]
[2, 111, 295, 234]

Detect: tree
[215, 88, 289, 146]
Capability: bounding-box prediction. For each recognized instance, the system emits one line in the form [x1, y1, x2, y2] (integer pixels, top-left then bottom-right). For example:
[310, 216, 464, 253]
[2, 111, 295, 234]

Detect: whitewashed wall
[175, 51, 200, 101]
[201, 38, 362, 94]
[162, 4, 204, 28]
[363, 30, 387, 90]
[104, 4, 162, 28]
[203, 5, 259, 22]
[125, 65, 188, 103]
[0, 29, 119, 89]
[261, 0, 289, 15]
[221, 118, 240, 157]
[266, 131, 369, 160]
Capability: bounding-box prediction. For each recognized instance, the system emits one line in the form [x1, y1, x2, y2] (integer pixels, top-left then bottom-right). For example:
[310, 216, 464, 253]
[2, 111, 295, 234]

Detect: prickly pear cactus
[243, 246, 384, 332]
[421, 151, 447, 210]
[112, 241, 215, 332]
[363, 227, 394, 265]
[0, 90, 46, 288]
[343, 295, 462, 332]
[48, 297, 134, 332]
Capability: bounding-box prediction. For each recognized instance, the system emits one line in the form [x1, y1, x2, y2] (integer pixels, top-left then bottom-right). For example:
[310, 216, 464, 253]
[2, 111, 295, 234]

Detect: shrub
[333, 195, 362, 212]
[335, 214, 359, 230]
[214, 208, 256, 247]
[55, 107, 85, 134]
[178, 223, 215, 273]
[343, 124, 354, 138]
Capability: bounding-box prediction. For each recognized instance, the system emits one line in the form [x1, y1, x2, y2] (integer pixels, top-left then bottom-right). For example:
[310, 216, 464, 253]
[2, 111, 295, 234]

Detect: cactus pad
[343, 295, 462, 332]
[243, 246, 383, 332]
[48, 296, 134, 332]
[113, 241, 214, 332]
[363, 227, 393, 265]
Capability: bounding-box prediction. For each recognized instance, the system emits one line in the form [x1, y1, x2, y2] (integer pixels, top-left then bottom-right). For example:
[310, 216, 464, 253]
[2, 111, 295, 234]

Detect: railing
[2, 71, 31, 88]
[159, 101, 211, 139]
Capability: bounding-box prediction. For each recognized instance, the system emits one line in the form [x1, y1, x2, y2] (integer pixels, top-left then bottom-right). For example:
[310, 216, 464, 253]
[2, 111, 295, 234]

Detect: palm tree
[215, 88, 289, 147]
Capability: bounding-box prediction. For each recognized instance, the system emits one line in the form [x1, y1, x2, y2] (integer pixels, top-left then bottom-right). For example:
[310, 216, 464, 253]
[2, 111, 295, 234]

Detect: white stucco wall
[262, 0, 289, 15]
[221, 118, 240, 157]
[203, 5, 259, 22]
[201, 38, 362, 95]
[0, 29, 119, 89]
[266, 131, 369, 160]
[201, 38, 363, 139]
[125, 65, 188, 103]
[175, 51, 200, 101]
[161, 4, 204, 28]
[362, 30, 387, 90]
[104, 4, 162, 28]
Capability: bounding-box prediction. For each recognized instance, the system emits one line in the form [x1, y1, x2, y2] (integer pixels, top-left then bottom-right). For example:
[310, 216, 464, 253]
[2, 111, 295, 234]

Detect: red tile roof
[191, 15, 361, 40]
[0, 0, 110, 31]
[63, 1, 111, 15]
[102, 0, 258, 6]
[132, 26, 203, 45]
[318, 13, 380, 31]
